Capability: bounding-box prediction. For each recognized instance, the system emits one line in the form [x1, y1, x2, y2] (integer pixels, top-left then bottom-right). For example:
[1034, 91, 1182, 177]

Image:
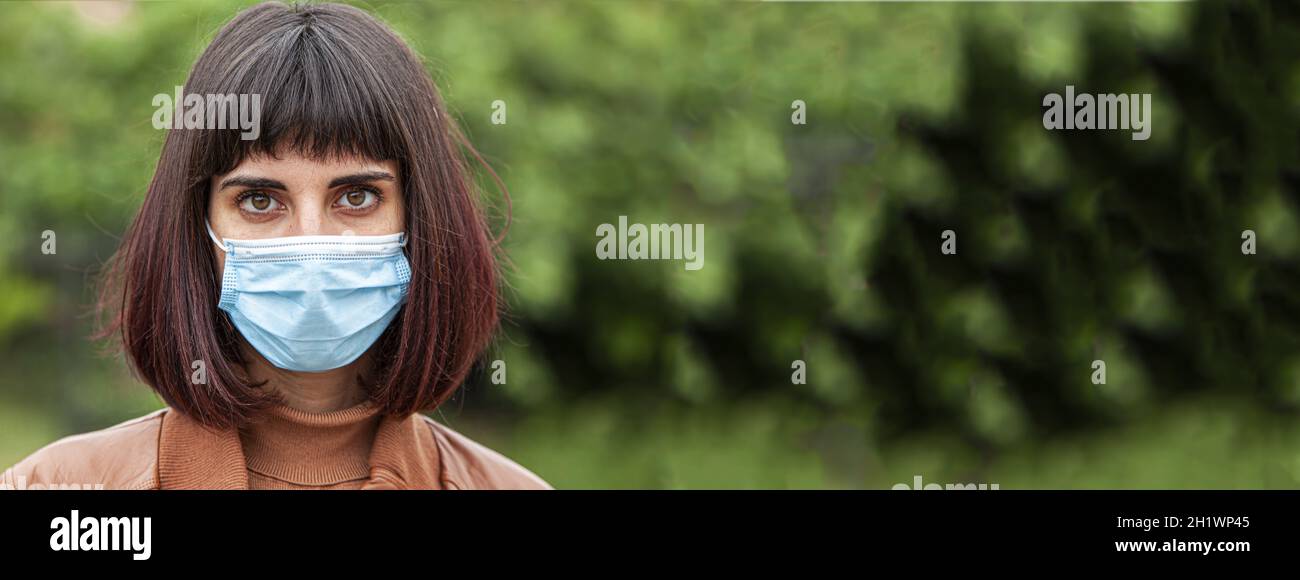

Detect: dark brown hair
[98, 1, 500, 429]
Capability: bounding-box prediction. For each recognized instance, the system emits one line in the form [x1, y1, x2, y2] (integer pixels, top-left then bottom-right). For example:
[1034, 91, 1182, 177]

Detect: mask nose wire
[204, 222, 408, 252]
[205, 220, 229, 253]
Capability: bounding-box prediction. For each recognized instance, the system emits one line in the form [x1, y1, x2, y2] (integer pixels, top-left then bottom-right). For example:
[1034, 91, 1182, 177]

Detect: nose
[291, 206, 326, 236]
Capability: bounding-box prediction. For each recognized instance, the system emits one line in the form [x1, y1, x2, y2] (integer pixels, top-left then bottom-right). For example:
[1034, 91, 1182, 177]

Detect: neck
[241, 344, 371, 413]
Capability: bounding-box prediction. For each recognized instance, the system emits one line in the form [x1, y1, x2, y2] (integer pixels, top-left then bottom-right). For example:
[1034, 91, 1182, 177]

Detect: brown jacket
[1, 408, 551, 490]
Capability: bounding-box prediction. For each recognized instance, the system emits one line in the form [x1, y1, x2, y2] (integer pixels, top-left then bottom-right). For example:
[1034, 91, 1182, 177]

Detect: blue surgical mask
[207, 222, 411, 372]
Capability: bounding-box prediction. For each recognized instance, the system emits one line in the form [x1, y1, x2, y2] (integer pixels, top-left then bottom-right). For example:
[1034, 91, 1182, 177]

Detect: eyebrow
[218, 171, 396, 191]
[328, 171, 396, 188]
[219, 176, 286, 191]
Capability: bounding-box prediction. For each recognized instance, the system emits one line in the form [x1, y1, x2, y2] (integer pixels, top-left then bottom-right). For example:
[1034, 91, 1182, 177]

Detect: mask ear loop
[208, 221, 238, 310]
[206, 220, 230, 253]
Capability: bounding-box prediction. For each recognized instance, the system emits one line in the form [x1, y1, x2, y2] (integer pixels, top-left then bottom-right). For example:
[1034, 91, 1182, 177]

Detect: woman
[1, 2, 550, 490]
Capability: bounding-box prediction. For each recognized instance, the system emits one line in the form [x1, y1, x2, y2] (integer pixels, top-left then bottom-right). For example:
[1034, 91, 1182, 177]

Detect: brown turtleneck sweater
[238, 400, 383, 490]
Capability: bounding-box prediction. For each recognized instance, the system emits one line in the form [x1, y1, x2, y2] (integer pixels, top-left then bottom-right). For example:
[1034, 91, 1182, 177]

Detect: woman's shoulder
[419, 415, 553, 490]
[1, 408, 168, 490]
[2, 408, 554, 491]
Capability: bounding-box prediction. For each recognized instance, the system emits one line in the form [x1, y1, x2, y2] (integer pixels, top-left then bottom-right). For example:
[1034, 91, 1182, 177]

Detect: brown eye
[237, 192, 279, 214]
[336, 188, 378, 210]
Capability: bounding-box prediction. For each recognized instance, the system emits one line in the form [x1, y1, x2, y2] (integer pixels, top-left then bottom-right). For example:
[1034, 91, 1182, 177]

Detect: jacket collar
[157, 407, 444, 490]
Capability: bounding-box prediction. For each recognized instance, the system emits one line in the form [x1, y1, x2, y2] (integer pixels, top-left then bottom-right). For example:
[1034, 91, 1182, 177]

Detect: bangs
[181, 2, 428, 179]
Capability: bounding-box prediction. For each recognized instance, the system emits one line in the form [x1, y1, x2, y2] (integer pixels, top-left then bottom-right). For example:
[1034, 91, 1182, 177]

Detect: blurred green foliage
[1, 0, 1298, 488]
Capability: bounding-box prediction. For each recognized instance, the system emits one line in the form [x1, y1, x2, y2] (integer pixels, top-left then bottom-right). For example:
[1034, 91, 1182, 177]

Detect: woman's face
[207, 151, 406, 271]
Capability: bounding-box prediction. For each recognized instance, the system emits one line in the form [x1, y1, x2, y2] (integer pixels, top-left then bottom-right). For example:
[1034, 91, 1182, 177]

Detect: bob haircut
[99, 2, 501, 429]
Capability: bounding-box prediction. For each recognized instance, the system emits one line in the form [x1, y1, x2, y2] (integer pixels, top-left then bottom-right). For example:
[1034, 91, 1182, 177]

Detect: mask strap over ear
[206, 220, 229, 253]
